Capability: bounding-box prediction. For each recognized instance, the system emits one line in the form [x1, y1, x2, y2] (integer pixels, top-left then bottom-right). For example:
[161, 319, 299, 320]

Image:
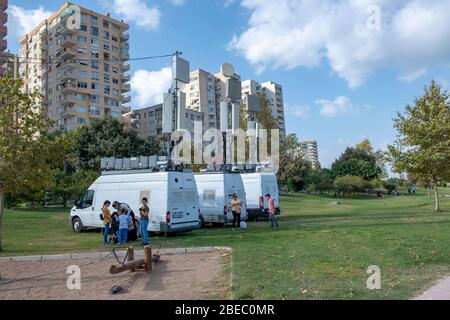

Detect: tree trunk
[434, 181, 440, 212]
[0, 191, 4, 251]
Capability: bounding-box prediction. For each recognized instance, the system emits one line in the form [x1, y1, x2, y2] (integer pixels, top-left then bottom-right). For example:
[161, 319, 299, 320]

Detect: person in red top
[265, 194, 279, 228]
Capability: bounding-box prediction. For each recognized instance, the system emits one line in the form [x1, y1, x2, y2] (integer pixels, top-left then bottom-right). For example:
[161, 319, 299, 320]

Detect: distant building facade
[241, 79, 286, 135]
[299, 140, 320, 169]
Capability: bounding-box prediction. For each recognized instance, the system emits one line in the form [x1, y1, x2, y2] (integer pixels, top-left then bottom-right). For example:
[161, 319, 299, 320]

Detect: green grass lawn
[1, 188, 450, 299]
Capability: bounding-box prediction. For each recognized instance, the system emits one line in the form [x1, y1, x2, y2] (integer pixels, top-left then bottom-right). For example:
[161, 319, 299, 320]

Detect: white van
[194, 173, 248, 226]
[69, 171, 201, 234]
[240, 172, 280, 218]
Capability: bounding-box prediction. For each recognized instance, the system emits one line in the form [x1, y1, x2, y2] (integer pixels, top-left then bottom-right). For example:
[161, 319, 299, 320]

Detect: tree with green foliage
[278, 133, 312, 193]
[0, 76, 51, 251]
[75, 119, 160, 170]
[331, 139, 382, 181]
[49, 169, 100, 207]
[334, 175, 368, 197]
[388, 81, 450, 211]
[305, 168, 334, 194]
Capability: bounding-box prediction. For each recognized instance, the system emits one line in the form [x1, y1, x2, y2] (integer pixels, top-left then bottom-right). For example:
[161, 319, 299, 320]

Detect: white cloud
[131, 67, 173, 108]
[398, 68, 427, 82]
[286, 105, 310, 118]
[315, 96, 358, 117]
[229, 0, 450, 88]
[7, 5, 52, 40]
[111, 0, 161, 30]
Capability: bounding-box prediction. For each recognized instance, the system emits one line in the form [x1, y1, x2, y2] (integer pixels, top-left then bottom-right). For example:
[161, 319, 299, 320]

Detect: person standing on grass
[231, 193, 242, 229]
[102, 201, 112, 244]
[139, 197, 150, 246]
[118, 210, 131, 244]
[265, 194, 279, 228]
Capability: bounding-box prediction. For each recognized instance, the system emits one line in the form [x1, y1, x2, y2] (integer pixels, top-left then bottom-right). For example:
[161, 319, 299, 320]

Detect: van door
[76, 190, 96, 227]
[168, 173, 187, 226]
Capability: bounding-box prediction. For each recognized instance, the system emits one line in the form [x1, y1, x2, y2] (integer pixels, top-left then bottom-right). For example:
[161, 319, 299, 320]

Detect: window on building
[90, 15, 98, 24]
[91, 71, 99, 80]
[103, 43, 110, 50]
[91, 27, 99, 36]
[77, 70, 88, 78]
[104, 75, 110, 83]
[103, 31, 110, 40]
[77, 82, 88, 89]
[112, 89, 119, 96]
[104, 86, 110, 94]
[91, 50, 100, 58]
[78, 35, 87, 43]
[90, 95, 99, 103]
[91, 83, 100, 92]
[80, 25, 87, 32]
[77, 118, 87, 125]
[91, 61, 99, 69]
[112, 78, 119, 84]
[91, 38, 99, 46]
[103, 20, 109, 29]
[76, 107, 88, 113]
[104, 63, 110, 72]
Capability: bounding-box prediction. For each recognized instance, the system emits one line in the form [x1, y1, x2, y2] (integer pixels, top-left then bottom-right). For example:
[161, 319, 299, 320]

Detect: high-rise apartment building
[19, 3, 131, 131]
[241, 79, 286, 135]
[182, 68, 242, 132]
[299, 140, 320, 169]
[183, 69, 219, 130]
[0, 0, 8, 75]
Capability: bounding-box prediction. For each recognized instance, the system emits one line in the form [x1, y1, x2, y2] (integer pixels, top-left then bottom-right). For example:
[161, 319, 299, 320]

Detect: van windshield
[76, 190, 95, 209]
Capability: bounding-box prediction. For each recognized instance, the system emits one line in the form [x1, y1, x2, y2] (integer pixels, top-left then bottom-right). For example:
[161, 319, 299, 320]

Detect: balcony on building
[61, 95, 77, 106]
[121, 73, 130, 82]
[61, 47, 76, 59]
[61, 60, 77, 70]
[0, 0, 8, 11]
[0, 25, 7, 37]
[122, 83, 131, 92]
[121, 95, 131, 104]
[61, 83, 77, 94]
[0, 11, 7, 25]
[0, 39, 6, 52]
[121, 63, 130, 72]
[61, 70, 77, 82]
[121, 32, 129, 41]
[89, 108, 101, 118]
[61, 35, 77, 47]
[120, 50, 130, 60]
[60, 108, 75, 118]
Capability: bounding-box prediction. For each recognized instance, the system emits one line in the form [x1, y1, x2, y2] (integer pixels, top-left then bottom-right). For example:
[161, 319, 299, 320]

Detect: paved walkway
[414, 276, 450, 300]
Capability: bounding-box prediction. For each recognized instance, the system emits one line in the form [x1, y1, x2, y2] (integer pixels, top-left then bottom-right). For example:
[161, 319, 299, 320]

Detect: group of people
[100, 193, 280, 242]
[101, 198, 150, 246]
[230, 193, 280, 229]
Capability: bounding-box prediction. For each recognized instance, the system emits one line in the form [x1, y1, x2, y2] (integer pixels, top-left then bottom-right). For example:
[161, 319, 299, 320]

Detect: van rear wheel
[72, 217, 84, 233]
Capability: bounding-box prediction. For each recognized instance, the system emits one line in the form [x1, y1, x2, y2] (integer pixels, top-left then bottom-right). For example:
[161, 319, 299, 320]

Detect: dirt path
[0, 251, 230, 300]
[414, 276, 450, 300]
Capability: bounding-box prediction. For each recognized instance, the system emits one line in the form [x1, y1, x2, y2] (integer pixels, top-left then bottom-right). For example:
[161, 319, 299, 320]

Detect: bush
[382, 181, 397, 195]
[334, 175, 367, 197]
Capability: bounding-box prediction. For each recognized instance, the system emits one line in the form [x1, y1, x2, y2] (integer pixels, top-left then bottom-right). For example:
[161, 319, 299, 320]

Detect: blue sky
[6, 0, 450, 168]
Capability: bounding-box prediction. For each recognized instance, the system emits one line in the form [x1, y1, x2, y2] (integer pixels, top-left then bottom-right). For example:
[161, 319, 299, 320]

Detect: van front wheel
[72, 217, 84, 233]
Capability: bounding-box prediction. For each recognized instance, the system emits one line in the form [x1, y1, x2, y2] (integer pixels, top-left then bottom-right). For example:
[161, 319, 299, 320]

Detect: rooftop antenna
[162, 51, 190, 170]
[219, 63, 241, 172]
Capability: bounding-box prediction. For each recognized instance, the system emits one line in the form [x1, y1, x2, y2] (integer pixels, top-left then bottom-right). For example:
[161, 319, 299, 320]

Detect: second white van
[194, 172, 248, 226]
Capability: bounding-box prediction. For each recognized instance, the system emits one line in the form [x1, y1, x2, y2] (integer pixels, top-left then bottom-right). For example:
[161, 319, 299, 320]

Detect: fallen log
[110, 259, 146, 274]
